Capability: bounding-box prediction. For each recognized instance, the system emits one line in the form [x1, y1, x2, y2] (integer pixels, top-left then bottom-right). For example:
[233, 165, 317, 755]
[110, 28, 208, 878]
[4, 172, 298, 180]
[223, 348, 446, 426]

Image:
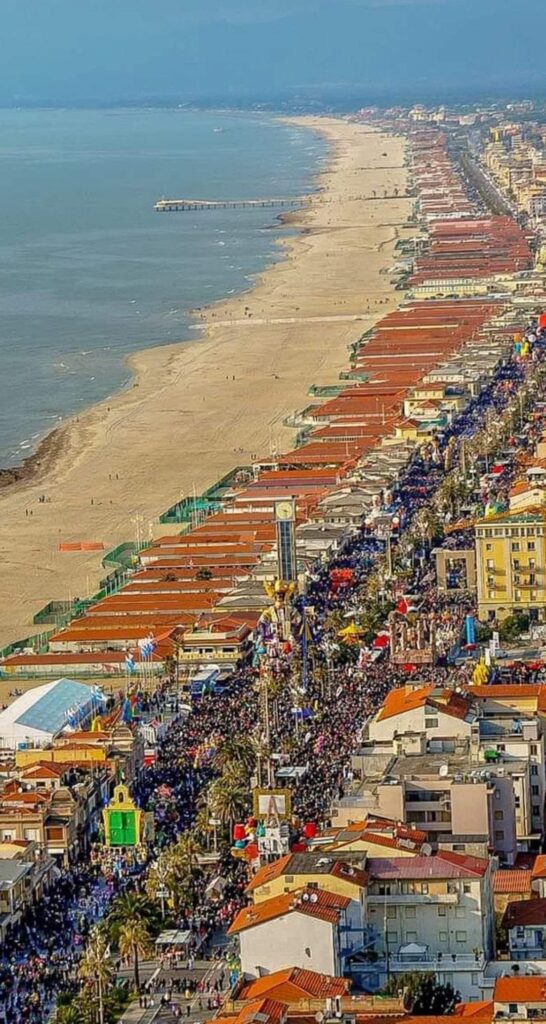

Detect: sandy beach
[0, 116, 409, 650]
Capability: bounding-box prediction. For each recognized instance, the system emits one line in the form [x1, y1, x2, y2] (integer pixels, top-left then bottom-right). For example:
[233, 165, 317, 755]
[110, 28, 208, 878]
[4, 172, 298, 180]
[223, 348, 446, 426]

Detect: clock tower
[274, 498, 297, 582]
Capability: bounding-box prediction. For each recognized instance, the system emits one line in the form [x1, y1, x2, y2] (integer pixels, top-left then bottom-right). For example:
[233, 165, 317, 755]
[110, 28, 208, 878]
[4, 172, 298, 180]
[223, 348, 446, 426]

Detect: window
[453, 844, 465, 851]
[420, 883, 429, 894]
[532, 785, 540, 796]
[531, 745, 538, 756]
[405, 907, 416, 918]
[497, 744, 505, 751]
[494, 810, 504, 821]
[439, 931, 448, 942]
[532, 765, 539, 776]
[387, 906, 397, 919]
[533, 805, 541, 817]
[463, 883, 472, 894]
[46, 827, 64, 841]
[486, 543, 492, 551]
[495, 830, 505, 841]
[472, 973, 479, 985]
[508, 1007, 518, 1016]
[425, 718, 439, 729]
[438, 906, 447, 916]
[528, 542, 536, 551]
[447, 881, 458, 894]
[456, 931, 467, 943]
[386, 931, 398, 944]
[487, 559, 495, 568]
[379, 884, 392, 895]
[515, 591, 522, 601]
[512, 542, 520, 552]
[285, 875, 294, 883]
[405, 931, 418, 943]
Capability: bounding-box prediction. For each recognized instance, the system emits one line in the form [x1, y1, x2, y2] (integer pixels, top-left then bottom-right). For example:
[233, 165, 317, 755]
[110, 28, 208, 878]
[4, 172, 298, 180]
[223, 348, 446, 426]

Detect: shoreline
[0, 119, 326, 491]
[0, 116, 410, 649]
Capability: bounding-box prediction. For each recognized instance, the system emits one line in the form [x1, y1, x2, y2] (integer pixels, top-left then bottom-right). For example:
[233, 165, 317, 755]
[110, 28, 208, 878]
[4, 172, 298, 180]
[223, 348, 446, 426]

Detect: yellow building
[246, 852, 367, 906]
[475, 508, 546, 621]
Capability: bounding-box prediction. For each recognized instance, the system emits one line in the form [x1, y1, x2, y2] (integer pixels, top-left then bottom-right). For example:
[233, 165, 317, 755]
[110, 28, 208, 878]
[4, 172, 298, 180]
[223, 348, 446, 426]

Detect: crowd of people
[1, 319, 546, 1023]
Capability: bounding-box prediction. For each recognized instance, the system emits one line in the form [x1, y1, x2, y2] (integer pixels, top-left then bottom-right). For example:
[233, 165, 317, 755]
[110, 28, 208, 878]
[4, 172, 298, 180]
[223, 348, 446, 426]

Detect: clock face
[276, 500, 294, 521]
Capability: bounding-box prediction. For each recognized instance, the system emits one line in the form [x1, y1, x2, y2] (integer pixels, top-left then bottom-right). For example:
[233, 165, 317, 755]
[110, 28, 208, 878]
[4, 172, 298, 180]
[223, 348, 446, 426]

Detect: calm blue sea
[0, 108, 326, 467]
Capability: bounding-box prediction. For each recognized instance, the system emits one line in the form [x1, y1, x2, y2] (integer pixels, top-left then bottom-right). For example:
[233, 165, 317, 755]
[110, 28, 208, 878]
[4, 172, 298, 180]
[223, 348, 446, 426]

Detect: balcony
[388, 952, 486, 971]
[368, 892, 459, 905]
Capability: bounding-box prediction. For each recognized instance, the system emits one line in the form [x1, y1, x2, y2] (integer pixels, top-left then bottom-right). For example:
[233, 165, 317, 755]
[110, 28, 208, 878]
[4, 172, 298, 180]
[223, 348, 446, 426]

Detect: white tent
[0, 678, 102, 749]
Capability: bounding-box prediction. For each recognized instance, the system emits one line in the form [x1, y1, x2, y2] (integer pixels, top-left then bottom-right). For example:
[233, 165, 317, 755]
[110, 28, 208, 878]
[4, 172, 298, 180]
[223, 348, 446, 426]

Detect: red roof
[237, 969, 349, 1003]
[228, 887, 351, 934]
[493, 869, 532, 894]
[494, 976, 546, 1002]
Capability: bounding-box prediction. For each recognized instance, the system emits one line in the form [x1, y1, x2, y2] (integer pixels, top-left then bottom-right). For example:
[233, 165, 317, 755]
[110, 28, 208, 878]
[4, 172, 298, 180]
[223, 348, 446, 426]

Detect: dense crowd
[1, 320, 545, 1022]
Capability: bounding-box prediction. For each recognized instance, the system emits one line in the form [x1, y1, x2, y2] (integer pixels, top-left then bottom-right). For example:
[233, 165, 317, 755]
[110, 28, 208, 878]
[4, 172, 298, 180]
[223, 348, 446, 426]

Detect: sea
[0, 108, 327, 468]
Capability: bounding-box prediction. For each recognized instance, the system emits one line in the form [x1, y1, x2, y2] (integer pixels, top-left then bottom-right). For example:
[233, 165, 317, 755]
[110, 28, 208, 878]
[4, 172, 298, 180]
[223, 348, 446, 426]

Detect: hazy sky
[2, 0, 545, 106]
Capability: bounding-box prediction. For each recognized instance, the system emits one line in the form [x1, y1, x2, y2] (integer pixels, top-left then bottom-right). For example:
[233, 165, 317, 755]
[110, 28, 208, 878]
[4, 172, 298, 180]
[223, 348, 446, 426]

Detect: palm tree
[213, 735, 255, 776]
[207, 775, 248, 834]
[79, 926, 113, 1024]
[118, 918, 153, 992]
[146, 833, 203, 915]
[107, 892, 158, 945]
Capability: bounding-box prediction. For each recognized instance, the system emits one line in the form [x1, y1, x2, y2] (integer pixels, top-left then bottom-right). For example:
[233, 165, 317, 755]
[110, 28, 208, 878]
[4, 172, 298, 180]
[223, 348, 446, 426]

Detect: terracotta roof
[228, 887, 351, 934]
[453, 1002, 494, 1020]
[376, 684, 472, 723]
[20, 763, 66, 780]
[532, 855, 546, 879]
[494, 976, 546, 1002]
[236, 999, 287, 1024]
[237, 969, 349, 1003]
[493, 869, 532, 894]
[502, 897, 546, 929]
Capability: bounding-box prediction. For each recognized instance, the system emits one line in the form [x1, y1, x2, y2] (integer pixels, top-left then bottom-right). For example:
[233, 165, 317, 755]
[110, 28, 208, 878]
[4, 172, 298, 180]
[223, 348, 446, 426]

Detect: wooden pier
[154, 193, 408, 213]
[154, 197, 312, 212]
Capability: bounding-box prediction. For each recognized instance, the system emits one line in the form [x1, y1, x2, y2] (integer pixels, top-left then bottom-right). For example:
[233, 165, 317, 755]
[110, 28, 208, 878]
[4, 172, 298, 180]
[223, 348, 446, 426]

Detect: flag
[125, 654, 136, 673]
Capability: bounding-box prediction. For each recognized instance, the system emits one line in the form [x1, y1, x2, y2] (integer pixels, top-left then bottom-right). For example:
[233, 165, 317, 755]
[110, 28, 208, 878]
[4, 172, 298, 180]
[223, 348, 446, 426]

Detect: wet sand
[0, 117, 409, 649]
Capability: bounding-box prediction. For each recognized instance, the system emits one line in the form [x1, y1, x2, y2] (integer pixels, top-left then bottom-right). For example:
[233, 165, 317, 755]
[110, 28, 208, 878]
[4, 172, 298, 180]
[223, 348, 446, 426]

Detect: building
[475, 508, 546, 621]
[368, 685, 476, 743]
[334, 747, 518, 865]
[502, 898, 546, 960]
[228, 887, 358, 978]
[359, 852, 495, 999]
[246, 853, 368, 913]
[0, 678, 105, 750]
[493, 975, 546, 1018]
[0, 840, 56, 943]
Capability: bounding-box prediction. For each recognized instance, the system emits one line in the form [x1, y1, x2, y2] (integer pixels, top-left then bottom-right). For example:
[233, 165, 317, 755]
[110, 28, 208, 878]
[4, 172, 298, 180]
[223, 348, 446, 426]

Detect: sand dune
[0, 117, 409, 649]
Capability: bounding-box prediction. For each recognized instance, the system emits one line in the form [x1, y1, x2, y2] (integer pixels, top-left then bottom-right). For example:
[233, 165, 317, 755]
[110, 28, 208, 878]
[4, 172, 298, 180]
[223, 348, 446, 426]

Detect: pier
[154, 197, 312, 212]
[154, 193, 407, 212]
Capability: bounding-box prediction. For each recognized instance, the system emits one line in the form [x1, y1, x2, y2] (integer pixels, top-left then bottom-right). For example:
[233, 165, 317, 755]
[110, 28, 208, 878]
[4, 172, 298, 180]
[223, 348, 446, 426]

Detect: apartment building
[357, 851, 495, 1000]
[475, 508, 546, 621]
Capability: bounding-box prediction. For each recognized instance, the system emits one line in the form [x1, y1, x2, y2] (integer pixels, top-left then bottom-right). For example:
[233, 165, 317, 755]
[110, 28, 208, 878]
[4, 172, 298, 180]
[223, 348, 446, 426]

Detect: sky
[2, 0, 546, 107]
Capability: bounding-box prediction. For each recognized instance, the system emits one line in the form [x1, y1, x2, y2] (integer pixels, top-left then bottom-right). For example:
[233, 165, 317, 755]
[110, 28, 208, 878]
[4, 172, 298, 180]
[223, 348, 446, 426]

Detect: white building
[228, 887, 360, 978]
[356, 851, 495, 1000]
[368, 684, 476, 744]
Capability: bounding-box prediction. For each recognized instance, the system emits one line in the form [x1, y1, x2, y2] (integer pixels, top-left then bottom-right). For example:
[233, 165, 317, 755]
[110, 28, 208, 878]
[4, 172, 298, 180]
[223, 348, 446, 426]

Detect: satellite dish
[439, 764, 449, 777]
